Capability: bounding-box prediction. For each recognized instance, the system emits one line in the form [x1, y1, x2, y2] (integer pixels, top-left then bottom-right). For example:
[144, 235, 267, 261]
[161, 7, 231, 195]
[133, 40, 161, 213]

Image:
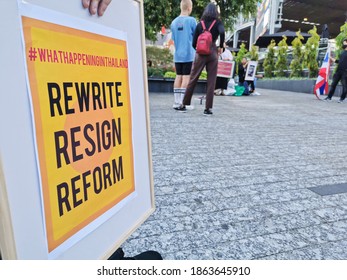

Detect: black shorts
[175, 62, 193, 75]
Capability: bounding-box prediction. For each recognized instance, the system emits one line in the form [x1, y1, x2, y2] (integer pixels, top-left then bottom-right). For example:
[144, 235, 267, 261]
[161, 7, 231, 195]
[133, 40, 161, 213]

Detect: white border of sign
[245, 61, 258, 82]
[217, 61, 235, 78]
[0, 0, 154, 260]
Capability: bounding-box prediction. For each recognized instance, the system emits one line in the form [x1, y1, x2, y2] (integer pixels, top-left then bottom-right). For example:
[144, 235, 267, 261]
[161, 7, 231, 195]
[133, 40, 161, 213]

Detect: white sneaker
[214, 89, 221, 95]
[251, 91, 261, 96]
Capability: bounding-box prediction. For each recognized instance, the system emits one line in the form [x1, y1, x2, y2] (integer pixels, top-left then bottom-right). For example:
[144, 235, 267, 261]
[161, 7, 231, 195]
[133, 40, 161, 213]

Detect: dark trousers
[183, 46, 218, 109]
[215, 76, 228, 90]
[342, 74, 347, 101]
[239, 81, 249, 95]
[249, 81, 255, 91]
[327, 71, 347, 100]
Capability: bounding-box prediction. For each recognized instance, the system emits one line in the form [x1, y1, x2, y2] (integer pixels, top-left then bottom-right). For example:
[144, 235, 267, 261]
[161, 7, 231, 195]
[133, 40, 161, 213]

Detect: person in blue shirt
[170, 0, 196, 109]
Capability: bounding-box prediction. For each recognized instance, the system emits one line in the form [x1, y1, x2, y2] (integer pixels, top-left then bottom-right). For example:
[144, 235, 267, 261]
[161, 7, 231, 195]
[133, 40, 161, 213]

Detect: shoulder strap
[201, 20, 206, 30]
[208, 20, 217, 31]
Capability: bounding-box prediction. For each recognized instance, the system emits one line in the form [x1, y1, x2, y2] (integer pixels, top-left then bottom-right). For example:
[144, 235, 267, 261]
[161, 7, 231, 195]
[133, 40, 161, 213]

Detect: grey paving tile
[148, 200, 219, 221]
[313, 207, 347, 222]
[154, 190, 224, 206]
[165, 248, 215, 260]
[210, 232, 310, 259]
[216, 186, 260, 198]
[122, 90, 347, 260]
[259, 197, 338, 216]
[266, 188, 315, 202]
[227, 205, 274, 222]
[216, 193, 285, 210]
[307, 176, 347, 186]
[326, 220, 347, 238]
[293, 221, 347, 244]
[123, 230, 211, 256]
[328, 193, 347, 208]
[254, 232, 310, 258]
[260, 240, 347, 260]
[260, 247, 324, 260]
[261, 211, 322, 232]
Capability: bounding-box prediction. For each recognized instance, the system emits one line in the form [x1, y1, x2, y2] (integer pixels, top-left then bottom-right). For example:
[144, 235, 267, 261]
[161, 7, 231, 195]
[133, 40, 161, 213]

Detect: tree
[235, 43, 248, 74]
[146, 46, 173, 68]
[290, 31, 304, 77]
[263, 39, 276, 78]
[144, 0, 258, 40]
[235, 43, 248, 63]
[275, 36, 288, 77]
[249, 45, 259, 61]
[144, 0, 180, 41]
[335, 22, 347, 59]
[213, 0, 258, 31]
[304, 26, 320, 78]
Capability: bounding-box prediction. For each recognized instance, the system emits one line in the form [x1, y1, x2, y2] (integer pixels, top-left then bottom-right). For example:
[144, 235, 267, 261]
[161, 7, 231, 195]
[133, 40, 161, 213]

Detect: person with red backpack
[175, 2, 225, 115]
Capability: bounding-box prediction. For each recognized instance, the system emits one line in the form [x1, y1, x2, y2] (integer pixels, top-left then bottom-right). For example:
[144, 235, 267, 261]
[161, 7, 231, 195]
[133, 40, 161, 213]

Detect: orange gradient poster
[22, 16, 135, 253]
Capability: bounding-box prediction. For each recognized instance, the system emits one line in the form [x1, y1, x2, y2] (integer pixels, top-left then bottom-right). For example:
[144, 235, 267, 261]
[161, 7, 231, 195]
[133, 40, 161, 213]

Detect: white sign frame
[0, 0, 154, 260]
[217, 60, 235, 78]
[245, 61, 258, 81]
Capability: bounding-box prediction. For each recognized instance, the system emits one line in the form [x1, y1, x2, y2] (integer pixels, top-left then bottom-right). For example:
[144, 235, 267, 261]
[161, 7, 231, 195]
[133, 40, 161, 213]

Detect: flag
[314, 46, 330, 99]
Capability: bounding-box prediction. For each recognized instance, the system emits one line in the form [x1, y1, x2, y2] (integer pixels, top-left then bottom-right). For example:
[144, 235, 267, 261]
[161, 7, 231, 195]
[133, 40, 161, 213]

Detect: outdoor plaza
[122, 88, 347, 260]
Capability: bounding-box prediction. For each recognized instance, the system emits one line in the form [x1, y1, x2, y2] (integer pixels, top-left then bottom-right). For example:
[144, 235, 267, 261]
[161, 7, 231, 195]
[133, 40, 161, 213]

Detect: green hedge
[162, 70, 207, 80]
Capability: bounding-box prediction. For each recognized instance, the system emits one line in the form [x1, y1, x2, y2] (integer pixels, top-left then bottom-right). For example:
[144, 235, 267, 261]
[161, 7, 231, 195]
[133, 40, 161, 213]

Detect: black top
[192, 19, 225, 49]
[336, 50, 347, 72]
[238, 63, 247, 83]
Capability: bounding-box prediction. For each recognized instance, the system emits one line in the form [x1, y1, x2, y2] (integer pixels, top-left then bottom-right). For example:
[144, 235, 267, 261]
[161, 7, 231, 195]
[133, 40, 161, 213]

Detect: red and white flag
[314, 46, 330, 99]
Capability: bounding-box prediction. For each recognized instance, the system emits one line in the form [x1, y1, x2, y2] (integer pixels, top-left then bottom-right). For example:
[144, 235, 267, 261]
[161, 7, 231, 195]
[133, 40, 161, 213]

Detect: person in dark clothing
[176, 2, 225, 115]
[324, 39, 347, 102]
[249, 80, 255, 93]
[321, 24, 329, 40]
[238, 57, 250, 95]
[108, 248, 163, 260]
[214, 45, 233, 96]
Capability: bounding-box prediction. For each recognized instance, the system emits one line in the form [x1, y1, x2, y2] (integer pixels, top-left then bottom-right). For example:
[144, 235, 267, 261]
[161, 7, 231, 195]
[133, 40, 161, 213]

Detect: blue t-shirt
[170, 15, 196, 63]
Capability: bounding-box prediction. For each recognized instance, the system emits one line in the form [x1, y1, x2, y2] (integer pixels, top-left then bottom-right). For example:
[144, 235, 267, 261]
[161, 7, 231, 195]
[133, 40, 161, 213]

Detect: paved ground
[122, 89, 347, 260]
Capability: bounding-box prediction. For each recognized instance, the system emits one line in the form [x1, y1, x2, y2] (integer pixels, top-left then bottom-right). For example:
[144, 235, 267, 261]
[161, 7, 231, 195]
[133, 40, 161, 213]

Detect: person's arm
[336, 51, 347, 64]
[171, 23, 175, 43]
[82, 0, 112, 16]
[218, 22, 225, 48]
[192, 23, 202, 49]
[238, 64, 244, 77]
[217, 21, 225, 55]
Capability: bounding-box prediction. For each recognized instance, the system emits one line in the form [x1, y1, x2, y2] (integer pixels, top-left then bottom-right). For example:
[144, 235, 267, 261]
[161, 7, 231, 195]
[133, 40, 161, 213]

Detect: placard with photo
[245, 61, 258, 81]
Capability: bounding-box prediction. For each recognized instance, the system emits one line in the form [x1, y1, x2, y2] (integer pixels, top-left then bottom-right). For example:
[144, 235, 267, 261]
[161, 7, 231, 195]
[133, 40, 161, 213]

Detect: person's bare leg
[173, 75, 183, 108]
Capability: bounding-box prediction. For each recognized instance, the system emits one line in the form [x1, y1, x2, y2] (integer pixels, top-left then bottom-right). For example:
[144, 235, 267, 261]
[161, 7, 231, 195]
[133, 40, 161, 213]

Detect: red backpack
[196, 20, 216, 55]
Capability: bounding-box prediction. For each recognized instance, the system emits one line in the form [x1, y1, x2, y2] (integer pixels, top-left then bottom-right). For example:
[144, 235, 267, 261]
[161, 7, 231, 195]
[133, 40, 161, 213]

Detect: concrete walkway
[123, 89, 347, 260]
